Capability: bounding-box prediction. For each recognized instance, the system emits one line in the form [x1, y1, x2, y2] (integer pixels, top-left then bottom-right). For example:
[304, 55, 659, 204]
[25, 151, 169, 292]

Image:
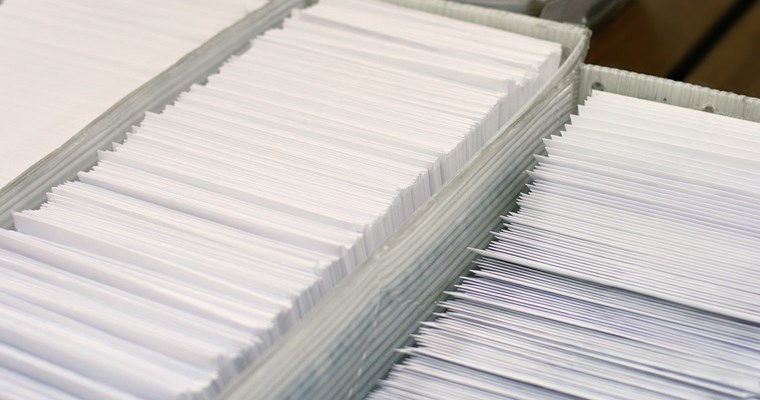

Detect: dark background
[587, 0, 760, 98]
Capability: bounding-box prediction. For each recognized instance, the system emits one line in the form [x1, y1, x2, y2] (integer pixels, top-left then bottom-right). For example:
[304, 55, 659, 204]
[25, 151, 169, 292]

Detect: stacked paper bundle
[0, 0, 275, 187]
[0, 0, 304, 228]
[372, 91, 760, 400]
[0, 0, 561, 398]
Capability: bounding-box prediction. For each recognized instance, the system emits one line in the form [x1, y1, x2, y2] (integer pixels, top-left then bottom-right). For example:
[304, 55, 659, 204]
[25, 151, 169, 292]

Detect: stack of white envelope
[0, 0, 304, 228]
[0, 0, 269, 188]
[0, 0, 563, 398]
[371, 90, 760, 400]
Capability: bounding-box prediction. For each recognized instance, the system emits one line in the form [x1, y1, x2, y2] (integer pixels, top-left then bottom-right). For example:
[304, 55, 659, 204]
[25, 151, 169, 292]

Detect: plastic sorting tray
[579, 64, 760, 122]
[217, 1, 590, 398]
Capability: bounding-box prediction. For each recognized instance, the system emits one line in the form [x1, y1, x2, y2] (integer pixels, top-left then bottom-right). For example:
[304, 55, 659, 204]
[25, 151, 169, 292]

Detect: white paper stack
[371, 90, 760, 400]
[0, 0, 304, 229]
[0, 0, 561, 398]
[0, 0, 274, 187]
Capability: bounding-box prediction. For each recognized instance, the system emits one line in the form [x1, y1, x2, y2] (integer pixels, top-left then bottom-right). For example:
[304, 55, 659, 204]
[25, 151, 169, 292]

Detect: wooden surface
[685, 0, 760, 97]
[587, 0, 738, 77]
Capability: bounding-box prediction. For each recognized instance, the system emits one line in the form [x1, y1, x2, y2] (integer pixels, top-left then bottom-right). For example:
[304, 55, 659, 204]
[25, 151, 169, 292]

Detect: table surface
[587, 0, 760, 98]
